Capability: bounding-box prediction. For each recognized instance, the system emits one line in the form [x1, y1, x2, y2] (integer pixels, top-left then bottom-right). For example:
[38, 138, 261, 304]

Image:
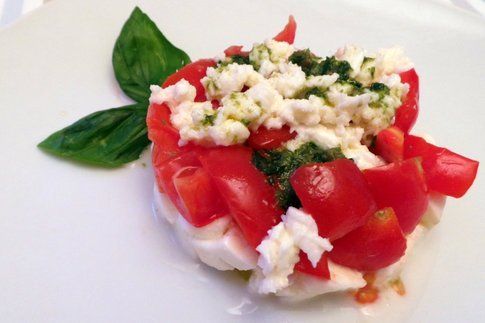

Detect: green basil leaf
[113, 7, 191, 102]
[38, 104, 150, 167]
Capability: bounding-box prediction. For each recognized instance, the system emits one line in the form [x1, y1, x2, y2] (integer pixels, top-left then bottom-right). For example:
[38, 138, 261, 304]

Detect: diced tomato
[223, 45, 249, 57]
[163, 59, 216, 102]
[394, 68, 419, 133]
[247, 126, 296, 150]
[173, 167, 228, 227]
[147, 103, 177, 141]
[156, 152, 202, 213]
[150, 127, 183, 164]
[290, 159, 377, 241]
[363, 158, 428, 234]
[294, 251, 330, 279]
[199, 146, 282, 248]
[329, 208, 407, 271]
[373, 126, 404, 163]
[273, 15, 297, 44]
[404, 135, 479, 198]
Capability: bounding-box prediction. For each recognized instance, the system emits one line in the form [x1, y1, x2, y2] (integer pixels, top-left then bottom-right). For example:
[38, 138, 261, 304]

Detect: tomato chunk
[247, 126, 296, 150]
[163, 59, 216, 102]
[173, 167, 228, 227]
[363, 158, 428, 234]
[150, 128, 183, 164]
[294, 251, 330, 279]
[273, 15, 297, 44]
[290, 159, 377, 241]
[223, 45, 249, 57]
[404, 135, 479, 198]
[373, 126, 404, 163]
[199, 146, 282, 248]
[394, 68, 419, 133]
[329, 208, 407, 271]
[156, 152, 201, 213]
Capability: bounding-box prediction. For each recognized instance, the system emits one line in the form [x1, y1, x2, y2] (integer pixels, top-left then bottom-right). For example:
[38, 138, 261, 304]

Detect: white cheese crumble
[150, 40, 411, 169]
[254, 207, 332, 294]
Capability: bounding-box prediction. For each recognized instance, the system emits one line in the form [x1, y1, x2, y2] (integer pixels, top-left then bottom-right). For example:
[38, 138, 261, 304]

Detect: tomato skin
[290, 159, 378, 241]
[404, 135, 479, 198]
[173, 167, 228, 227]
[199, 146, 282, 248]
[156, 152, 202, 213]
[363, 158, 428, 234]
[147, 102, 178, 145]
[329, 208, 407, 272]
[373, 126, 404, 163]
[247, 126, 296, 150]
[294, 251, 330, 279]
[224, 45, 249, 57]
[150, 127, 183, 164]
[163, 59, 216, 102]
[394, 68, 419, 133]
[273, 15, 297, 44]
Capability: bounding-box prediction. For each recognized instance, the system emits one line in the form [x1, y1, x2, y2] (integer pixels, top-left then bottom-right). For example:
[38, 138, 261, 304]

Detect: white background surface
[0, 0, 483, 28]
[0, 0, 484, 322]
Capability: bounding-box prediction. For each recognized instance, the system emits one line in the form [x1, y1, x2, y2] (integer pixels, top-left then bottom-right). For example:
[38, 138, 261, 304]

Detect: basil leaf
[113, 7, 191, 102]
[38, 104, 150, 167]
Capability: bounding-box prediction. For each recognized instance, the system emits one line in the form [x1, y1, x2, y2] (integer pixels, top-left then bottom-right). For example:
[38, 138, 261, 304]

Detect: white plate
[0, 0, 484, 322]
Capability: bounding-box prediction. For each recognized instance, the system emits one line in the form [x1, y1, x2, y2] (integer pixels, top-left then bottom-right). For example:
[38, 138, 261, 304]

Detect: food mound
[146, 17, 478, 302]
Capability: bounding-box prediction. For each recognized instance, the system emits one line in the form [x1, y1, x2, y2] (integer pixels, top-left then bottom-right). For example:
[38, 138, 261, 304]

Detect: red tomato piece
[363, 158, 428, 234]
[329, 208, 407, 271]
[147, 103, 177, 142]
[150, 127, 183, 165]
[290, 159, 378, 241]
[247, 126, 296, 150]
[223, 45, 249, 57]
[199, 146, 283, 248]
[294, 251, 330, 279]
[273, 15, 297, 44]
[373, 126, 404, 163]
[173, 167, 228, 227]
[156, 152, 202, 214]
[404, 135, 479, 198]
[163, 59, 216, 102]
[394, 68, 419, 133]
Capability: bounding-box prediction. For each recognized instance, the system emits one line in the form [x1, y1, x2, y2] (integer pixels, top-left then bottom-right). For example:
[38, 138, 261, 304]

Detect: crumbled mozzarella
[268, 63, 306, 98]
[374, 47, 414, 80]
[343, 144, 386, 170]
[283, 207, 333, 266]
[335, 45, 365, 78]
[208, 119, 250, 146]
[255, 207, 332, 294]
[149, 80, 196, 107]
[250, 39, 295, 77]
[256, 222, 299, 294]
[304, 73, 339, 88]
[202, 63, 263, 99]
[149, 39, 412, 170]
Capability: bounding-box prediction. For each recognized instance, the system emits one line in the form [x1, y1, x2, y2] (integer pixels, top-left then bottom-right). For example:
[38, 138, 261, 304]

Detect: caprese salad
[147, 16, 478, 302]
